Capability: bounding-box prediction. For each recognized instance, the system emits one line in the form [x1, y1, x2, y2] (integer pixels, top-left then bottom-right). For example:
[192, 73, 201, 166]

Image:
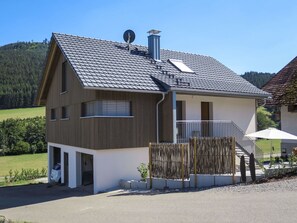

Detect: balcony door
[176, 101, 185, 139]
[201, 102, 213, 136]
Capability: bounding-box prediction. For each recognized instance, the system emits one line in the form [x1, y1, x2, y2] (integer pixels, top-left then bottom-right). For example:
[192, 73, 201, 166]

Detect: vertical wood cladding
[159, 92, 173, 142]
[46, 53, 161, 150]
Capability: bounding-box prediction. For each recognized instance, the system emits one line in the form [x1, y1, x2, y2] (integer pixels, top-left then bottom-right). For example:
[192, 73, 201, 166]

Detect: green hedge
[0, 117, 46, 155]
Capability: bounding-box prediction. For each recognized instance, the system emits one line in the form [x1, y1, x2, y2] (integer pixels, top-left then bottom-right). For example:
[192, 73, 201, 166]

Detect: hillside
[0, 41, 48, 109]
[0, 107, 45, 121]
[241, 71, 275, 88]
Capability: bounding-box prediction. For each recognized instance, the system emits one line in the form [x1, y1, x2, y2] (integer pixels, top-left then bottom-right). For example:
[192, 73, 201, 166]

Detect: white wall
[94, 147, 148, 192]
[281, 105, 297, 144]
[176, 94, 256, 133]
[281, 105, 297, 136]
[48, 143, 148, 193]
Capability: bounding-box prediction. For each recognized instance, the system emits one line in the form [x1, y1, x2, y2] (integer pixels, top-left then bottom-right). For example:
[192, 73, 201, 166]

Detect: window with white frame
[81, 100, 132, 117]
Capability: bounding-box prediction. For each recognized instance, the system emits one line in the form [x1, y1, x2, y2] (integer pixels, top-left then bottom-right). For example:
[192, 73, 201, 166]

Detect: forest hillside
[0, 41, 48, 109]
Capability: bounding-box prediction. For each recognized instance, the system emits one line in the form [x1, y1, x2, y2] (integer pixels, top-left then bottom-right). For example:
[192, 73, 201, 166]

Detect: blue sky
[1, 0, 297, 74]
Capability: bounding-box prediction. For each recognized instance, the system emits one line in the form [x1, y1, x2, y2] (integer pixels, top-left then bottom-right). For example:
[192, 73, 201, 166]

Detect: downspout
[156, 93, 165, 143]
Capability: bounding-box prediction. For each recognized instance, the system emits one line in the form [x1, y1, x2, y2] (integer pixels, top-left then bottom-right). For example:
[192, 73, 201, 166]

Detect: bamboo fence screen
[189, 137, 235, 175]
[149, 137, 235, 181]
[149, 143, 189, 180]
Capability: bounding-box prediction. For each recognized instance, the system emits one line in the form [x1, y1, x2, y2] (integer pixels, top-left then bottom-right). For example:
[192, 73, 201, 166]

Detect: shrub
[14, 141, 30, 154]
[5, 167, 47, 183]
[36, 141, 46, 153]
[0, 117, 46, 156]
[257, 106, 277, 130]
[249, 153, 256, 182]
[137, 163, 148, 181]
[240, 155, 246, 183]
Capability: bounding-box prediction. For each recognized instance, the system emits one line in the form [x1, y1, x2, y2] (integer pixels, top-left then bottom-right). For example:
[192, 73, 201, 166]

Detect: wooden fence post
[149, 142, 152, 189]
[232, 137, 236, 184]
[181, 144, 184, 189]
[194, 138, 197, 188]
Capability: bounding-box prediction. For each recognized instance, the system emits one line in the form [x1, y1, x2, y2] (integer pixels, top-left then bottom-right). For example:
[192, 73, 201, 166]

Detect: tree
[0, 117, 46, 155]
[257, 106, 277, 130]
[241, 71, 275, 88]
[0, 41, 48, 109]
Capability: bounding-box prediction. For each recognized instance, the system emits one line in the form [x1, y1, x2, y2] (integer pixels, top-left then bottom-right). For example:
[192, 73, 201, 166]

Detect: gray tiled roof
[53, 33, 269, 97]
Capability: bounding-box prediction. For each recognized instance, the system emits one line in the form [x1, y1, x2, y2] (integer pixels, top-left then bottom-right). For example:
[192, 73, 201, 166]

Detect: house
[35, 30, 269, 193]
[262, 56, 297, 157]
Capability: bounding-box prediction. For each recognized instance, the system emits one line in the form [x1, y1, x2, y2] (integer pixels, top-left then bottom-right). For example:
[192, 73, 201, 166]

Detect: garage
[81, 153, 94, 186]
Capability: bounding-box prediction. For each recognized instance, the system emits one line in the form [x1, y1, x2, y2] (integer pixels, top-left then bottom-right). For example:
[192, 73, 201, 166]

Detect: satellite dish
[123, 30, 135, 44]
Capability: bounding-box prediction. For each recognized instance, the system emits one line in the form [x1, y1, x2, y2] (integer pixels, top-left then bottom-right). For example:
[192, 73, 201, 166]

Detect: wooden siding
[46, 52, 161, 150]
[159, 92, 173, 142]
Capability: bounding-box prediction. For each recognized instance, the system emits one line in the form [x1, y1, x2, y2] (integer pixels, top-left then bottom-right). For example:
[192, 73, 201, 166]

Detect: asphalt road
[0, 179, 296, 223]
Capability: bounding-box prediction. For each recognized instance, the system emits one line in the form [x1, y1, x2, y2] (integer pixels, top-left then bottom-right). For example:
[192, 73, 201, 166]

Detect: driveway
[0, 178, 297, 223]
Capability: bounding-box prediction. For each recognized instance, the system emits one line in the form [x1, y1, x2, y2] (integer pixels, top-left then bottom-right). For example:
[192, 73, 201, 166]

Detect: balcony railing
[176, 120, 264, 160]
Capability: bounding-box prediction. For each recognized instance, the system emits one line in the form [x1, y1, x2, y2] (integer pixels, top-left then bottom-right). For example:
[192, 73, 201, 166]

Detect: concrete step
[235, 147, 262, 170]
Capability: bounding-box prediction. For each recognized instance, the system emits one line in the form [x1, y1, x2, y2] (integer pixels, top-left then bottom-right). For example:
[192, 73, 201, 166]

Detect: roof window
[168, 59, 194, 73]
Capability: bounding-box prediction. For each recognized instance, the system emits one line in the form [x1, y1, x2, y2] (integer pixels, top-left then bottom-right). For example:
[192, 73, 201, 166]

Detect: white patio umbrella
[245, 128, 297, 160]
[245, 128, 297, 140]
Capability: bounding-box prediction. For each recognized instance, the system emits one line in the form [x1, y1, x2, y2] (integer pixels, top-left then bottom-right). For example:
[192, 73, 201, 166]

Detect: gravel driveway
[0, 178, 297, 223]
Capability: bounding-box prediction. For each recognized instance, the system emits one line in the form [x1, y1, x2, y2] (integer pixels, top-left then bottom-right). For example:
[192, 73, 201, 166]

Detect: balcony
[176, 120, 263, 160]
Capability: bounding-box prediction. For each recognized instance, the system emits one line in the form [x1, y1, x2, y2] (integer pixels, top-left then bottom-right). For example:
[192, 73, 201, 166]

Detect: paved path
[0, 179, 297, 223]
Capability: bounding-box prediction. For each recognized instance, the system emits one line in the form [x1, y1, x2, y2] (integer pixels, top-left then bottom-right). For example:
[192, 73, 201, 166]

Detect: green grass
[0, 107, 45, 121]
[0, 153, 47, 177]
[0, 179, 44, 187]
[256, 139, 281, 155]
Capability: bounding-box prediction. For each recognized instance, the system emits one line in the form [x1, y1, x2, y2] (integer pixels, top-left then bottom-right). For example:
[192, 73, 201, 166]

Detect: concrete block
[190, 174, 215, 188]
[167, 179, 190, 189]
[198, 175, 215, 188]
[152, 178, 166, 190]
[214, 175, 233, 186]
[234, 176, 241, 184]
[190, 174, 196, 188]
[119, 179, 131, 189]
[130, 180, 147, 190]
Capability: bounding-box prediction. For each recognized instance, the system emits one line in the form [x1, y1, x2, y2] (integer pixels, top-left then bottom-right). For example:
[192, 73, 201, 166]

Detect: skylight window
[168, 59, 194, 73]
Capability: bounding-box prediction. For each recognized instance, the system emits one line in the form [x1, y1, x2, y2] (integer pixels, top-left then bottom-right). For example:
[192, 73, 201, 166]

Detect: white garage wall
[94, 147, 148, 192]
[176, 94, 256, 134]
[48, 143, 148, 193]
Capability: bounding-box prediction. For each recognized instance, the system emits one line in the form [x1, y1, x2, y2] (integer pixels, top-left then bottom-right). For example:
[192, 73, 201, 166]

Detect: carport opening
[53, 147, 61, 166]
[64, 152, 69, 186]
[81, 153, 93, 186]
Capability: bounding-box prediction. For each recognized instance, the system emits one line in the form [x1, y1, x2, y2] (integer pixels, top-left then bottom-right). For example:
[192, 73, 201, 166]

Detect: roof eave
[170, 87, 271, 99]
[34, 37, 58, 106]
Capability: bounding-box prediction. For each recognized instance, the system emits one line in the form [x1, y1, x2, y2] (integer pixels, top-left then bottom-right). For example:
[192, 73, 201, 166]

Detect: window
[61, 61, 67, 92]
[81, 100, 132, 117]
[61, 106, 69, 119]
[288, 105, 297, 112]
[51, 108, 56, 120]
[168, 59, 194, 73]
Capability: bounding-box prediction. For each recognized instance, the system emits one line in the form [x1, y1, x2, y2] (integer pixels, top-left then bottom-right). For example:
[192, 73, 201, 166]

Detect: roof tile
[53, 33, 269, 97]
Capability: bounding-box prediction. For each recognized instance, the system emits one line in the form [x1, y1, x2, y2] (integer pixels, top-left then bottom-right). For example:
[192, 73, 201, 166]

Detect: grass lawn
[0, 107, 45, 121]
[256, 139, 281, 155]
[0, 153, 47, 177]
